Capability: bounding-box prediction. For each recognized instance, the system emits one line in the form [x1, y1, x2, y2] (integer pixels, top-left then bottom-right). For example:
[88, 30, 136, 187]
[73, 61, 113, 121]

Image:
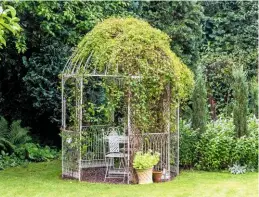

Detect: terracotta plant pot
[152, 170, 162, 183]
[136, 168, 153, 184]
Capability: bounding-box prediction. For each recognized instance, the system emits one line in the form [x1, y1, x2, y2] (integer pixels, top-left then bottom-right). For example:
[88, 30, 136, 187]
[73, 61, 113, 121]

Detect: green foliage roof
[71, 17, 194, 100]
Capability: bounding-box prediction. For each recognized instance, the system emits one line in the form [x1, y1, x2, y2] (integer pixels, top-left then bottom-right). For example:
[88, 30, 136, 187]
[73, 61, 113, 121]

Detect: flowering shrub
[133, 150, 160, 170]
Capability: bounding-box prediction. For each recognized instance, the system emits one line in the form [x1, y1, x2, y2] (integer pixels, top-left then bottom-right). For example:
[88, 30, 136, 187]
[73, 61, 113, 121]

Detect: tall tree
[232, 66, 248, 138]
[0, 1, 134, 144]
[135, 1, 204, 71]
[191, 66, 207, 133]
[201, 1, 258, 116]
[0, 1, 205, 145]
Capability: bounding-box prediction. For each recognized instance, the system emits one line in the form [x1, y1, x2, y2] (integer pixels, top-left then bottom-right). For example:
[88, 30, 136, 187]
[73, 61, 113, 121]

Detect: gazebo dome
[63, 17, 193, 101]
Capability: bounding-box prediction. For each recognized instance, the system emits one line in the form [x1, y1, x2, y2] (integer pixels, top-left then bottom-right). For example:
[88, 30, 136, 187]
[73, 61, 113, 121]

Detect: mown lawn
[0, 160, 257, 197]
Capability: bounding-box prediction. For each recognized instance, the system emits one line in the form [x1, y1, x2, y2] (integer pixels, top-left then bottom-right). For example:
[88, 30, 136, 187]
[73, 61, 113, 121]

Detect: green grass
[0, 160, 257, 197]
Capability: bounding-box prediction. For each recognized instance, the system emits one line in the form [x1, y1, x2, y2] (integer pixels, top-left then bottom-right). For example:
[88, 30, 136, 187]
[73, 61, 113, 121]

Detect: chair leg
[119, 157, 123, 169]
[104, 157, 109, 182]
[123, 157, 127, 184]
[112, 158, 114, 169]
[105, 156, 129, 182]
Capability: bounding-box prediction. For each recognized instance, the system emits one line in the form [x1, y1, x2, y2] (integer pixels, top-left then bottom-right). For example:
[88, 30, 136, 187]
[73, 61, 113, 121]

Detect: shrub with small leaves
[195, 117, 235, 170]
[179, 115, 258, 171]
[179, 120, 199, 168]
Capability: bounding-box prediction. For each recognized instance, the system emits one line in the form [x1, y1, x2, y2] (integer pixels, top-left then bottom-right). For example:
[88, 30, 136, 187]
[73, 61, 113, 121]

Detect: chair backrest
[107, 127, 119, 153]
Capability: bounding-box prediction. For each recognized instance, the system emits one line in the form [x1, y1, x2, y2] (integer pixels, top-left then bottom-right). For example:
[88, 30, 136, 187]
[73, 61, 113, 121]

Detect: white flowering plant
[133, 150, 160, 170]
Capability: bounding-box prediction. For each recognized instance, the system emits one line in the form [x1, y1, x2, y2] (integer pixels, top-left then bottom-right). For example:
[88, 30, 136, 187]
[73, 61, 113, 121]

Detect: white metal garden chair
[104, 127, 128, 182]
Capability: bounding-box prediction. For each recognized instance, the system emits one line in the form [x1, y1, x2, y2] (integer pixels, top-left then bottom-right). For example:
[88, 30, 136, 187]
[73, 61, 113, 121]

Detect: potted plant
[152, 169, 163, 183]
[133, 150, 160, 184]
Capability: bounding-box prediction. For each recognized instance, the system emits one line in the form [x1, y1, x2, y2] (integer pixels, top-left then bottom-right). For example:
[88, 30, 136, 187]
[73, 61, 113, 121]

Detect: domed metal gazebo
[60, 53, 179, 184]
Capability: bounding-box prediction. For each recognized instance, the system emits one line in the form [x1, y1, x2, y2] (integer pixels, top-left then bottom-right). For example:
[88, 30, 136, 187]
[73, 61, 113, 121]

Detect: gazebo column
[162, 83, 171, 179]
[79, 77, 83, 181]
[176, 105, 180, 176]
[127, 89, 131, 184]
[74, 77, 84, 181]
[61, 75, 64, 178]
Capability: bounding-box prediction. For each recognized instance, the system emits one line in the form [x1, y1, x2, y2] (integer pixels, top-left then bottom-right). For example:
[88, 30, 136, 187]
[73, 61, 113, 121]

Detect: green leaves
[0, 4, 21, 49]
[0, 116, 31, 153]
[15, 1, 134, 45]
[136, 2, 204, 71]
[191, 66, 207, 133]
[67, 17, 193, 133]
[180, 116, 258, 171]
[232, 66, 248, 138]
[15, 143, 58, 162]
[133, 150, 160, 170]
[23, 42, 71, 123]
[199, 2, 257, 119]
[179, 120, 199, 168]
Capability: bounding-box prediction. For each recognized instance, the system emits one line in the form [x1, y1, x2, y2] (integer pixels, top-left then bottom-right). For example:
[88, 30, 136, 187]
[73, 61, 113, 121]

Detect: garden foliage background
[0, 1, 258, 171]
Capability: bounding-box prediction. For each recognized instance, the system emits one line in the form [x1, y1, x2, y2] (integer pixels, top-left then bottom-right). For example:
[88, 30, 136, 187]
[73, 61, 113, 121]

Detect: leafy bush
[232, 117, 258, 169]
[195, 118, 235, 170]
[179, 116, 258, 171]
[15, 143, 59, 162]
[0, 116, 31, 153]
[133, 150, 160, 170]
[248, 77, 258, 116]
[0, 117, 11, 151]
[179, 120, 198, 168]
[0, 142, 59, 170]
[0, 116, 59, 170]
[0, 152, 26, 170]
[9, 120, 31, 146]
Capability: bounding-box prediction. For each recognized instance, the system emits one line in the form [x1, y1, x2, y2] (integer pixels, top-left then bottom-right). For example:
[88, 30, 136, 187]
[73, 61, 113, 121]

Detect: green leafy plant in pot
[133, 150, 160, 184]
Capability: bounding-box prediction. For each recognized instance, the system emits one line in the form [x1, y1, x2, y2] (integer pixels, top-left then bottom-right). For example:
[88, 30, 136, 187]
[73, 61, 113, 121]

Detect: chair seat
[105, 152, 128, 158]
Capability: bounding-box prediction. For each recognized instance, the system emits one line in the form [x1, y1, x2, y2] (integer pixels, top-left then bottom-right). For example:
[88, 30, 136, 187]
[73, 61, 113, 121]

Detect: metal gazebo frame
[61, 54, 179, 184]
